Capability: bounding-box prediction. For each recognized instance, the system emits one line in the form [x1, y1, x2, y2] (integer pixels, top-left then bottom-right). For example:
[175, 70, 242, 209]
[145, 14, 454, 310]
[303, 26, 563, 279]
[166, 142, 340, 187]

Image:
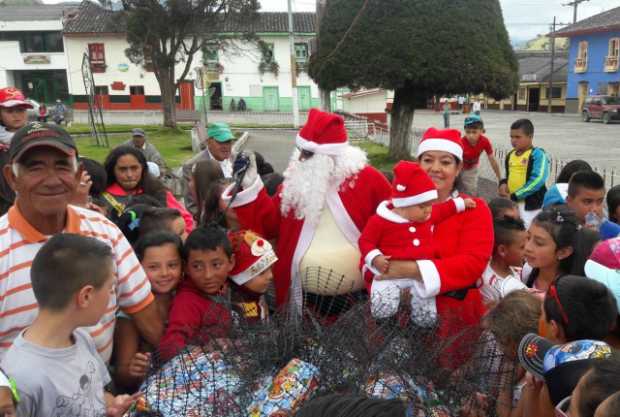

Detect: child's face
[398, 201, 433, 222]
[524, 223, 559, 270]
[243, 268, 273, 294]
[0, 386, 16, 417]
[186, 248, 234, 295]
[500, 230, 527, 267]
[510, 128, 533, 152]
[0, 106, 28, 131]
[464, 127, 483, 144]
[168, 216, 188, 242]
[566, 187, 605, 224]
[142, 243, 182, 294]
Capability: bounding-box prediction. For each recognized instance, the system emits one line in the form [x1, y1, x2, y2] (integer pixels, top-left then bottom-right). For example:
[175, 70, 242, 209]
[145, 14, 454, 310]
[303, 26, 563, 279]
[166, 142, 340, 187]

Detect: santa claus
[222, 109, 391, 310]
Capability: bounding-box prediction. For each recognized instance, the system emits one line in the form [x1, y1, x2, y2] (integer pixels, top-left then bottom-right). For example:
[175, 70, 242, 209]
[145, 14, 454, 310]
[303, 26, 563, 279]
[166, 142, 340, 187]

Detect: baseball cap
[518, 333, 554, 379]
[132, 128, 146, 137]
[9, 122, 77, 163]
[0, 87, 33, 109]
[207, 122, 234, 143]
[464, 114, 483, 127]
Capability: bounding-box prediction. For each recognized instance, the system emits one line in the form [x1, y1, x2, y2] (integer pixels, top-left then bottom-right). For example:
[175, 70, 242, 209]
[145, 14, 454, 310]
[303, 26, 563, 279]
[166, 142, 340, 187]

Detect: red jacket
[159, 279, 231, 360]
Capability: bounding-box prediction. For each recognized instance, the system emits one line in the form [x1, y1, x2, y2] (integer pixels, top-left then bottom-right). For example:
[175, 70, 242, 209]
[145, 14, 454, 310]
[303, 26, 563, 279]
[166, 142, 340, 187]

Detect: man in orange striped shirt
[0, 123, 163, 362]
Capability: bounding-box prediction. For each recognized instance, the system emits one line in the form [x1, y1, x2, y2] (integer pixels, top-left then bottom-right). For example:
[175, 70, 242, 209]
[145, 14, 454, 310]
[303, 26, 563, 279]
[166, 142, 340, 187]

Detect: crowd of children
[0, 85, 619, 417]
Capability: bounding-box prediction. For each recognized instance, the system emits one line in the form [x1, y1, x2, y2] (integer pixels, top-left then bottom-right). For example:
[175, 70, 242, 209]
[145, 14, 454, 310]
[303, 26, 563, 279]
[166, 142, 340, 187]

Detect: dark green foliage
[309, 0, 518, 100]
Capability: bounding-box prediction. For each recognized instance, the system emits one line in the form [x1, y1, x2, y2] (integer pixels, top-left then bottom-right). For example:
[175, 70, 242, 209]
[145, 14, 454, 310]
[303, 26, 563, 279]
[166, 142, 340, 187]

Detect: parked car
[582, 95, 620, 124]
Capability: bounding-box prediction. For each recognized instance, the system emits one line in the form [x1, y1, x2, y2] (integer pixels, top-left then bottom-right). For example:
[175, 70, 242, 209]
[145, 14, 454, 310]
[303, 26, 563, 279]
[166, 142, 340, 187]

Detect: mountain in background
[0, 0, 43, 4]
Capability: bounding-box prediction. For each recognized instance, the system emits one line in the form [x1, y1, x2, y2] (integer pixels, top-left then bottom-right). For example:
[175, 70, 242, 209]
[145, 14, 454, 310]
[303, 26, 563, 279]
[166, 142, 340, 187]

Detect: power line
[562, 0, 590, 23]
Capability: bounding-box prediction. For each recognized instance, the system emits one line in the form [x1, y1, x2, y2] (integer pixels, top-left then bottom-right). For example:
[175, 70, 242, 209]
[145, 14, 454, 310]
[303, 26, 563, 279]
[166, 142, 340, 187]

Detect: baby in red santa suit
[228, 229, 278, 323]
[359, 161, 476, 325]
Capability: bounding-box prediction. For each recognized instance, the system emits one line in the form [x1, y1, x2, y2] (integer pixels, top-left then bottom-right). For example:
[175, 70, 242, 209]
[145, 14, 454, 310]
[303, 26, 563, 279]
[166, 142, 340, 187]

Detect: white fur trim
[396, 184, 406, 192]
[221, 176, 264, 208]
[325, 187, 362, 245]
[392, 189, 438, 208]
[416, 138, 463, 160]
[376, 200, 409, 224]
[365, 249, 384, 270]
[416, 260, 442, 297]
[296, 134, 349, 156]
[453, 197, 466, 213]
[289, 217, 316, 314]
[230, 251, 278, 286]
[0, 371, 9, 388]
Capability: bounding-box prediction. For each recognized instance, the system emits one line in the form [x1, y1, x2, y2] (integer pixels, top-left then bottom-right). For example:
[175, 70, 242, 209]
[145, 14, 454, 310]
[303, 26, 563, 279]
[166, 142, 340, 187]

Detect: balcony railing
[605, 55, 619, 72]
[575, 57, 588, 73]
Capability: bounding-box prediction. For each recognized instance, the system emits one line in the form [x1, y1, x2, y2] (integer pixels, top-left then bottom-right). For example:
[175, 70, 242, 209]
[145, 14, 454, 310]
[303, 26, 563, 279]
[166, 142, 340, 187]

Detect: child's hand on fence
[373, 255, 390, 274]
[464, 198, 477, 209]
[128, 352, 150, 378]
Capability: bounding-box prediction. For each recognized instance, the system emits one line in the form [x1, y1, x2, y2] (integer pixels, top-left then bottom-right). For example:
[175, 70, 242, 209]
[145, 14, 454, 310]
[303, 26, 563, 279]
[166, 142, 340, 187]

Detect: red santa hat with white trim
[296, 108, 348, 155]
[229, 230, 278, 286]
[416, 127, 463, 160]
[391, 161, 438, 208]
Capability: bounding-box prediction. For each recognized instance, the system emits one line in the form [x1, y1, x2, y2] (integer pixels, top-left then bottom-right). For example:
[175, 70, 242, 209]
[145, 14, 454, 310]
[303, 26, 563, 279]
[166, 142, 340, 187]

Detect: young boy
[0, 234, 137, 417]
[460, 115, 501, 196]
[359, 161, 475, 323]
[488, 197, 520, 220]
[479, 217, 528, 305]
[228, 229, 278, 323]
[566, 170, 620, 239]
[159, 225, 235, 360]
[499, 119, 550, 228]
[0, 87, 32, 146]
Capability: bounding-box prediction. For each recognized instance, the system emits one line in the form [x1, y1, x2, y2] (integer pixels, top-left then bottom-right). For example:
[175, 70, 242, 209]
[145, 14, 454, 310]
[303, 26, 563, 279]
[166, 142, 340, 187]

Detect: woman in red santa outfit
[377, 128, 493, 343]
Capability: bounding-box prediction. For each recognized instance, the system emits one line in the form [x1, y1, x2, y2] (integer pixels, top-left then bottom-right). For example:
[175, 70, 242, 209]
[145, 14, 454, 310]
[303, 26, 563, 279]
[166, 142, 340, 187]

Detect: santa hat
[229, 230, 278, 286]
[296, 108, 348, 155]
[0, 87, 33, 109]
[416, 127, 463, 160]
[391, 161, 437, 208]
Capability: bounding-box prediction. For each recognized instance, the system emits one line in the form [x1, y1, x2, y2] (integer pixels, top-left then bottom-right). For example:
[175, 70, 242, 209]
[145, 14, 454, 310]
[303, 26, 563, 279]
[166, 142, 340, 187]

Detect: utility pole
[563, 0, 590, 24]
[287, 0, 300, 128]
[548, 16, 556, 113]
[316, 0, 331, 111]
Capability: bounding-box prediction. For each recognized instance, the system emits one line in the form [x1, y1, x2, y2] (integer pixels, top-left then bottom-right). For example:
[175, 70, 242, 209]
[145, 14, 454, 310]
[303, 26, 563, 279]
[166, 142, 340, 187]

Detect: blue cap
[464, 114, 483, 127]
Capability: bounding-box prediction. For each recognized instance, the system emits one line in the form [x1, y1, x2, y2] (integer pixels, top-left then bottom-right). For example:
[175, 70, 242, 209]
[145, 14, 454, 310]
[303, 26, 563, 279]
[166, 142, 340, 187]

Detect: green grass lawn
[356, 140, 399, 172]
[77, 128, 194, 168]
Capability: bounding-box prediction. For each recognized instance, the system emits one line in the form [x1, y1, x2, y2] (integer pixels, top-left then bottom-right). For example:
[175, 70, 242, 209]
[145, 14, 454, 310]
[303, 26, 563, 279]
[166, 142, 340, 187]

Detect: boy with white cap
[359, 161, 476, 323]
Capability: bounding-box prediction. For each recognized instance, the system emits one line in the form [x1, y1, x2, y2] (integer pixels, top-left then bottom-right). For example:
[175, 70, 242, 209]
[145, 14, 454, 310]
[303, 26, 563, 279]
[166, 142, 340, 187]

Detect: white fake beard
[280, 146, 367, 226]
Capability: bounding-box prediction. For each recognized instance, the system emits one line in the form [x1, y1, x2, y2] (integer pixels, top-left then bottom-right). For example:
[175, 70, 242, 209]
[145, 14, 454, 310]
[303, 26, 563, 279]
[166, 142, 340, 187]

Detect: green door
[298, 86, 311, 111]
[263, 87, 280, 111]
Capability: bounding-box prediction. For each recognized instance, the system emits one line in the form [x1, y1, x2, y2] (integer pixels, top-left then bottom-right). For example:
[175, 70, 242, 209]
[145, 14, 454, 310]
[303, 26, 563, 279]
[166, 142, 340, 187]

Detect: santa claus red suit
[222, 109, 391, 309]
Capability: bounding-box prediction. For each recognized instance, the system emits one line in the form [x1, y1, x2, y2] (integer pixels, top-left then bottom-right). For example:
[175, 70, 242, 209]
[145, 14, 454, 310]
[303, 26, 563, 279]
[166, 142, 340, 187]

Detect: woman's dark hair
[104, 145, 167, 203]
[79, 157, 107, 197]
[192, 159, 225, 225]
[532, 206, 598, 276]
[543, 275, 618, 341]
[295, 394, 407, 417]
[556, 160, 593, 183]
[134, 231, 183, 262]
[576, 354, 620, 417]
[607, 185, 620, 223]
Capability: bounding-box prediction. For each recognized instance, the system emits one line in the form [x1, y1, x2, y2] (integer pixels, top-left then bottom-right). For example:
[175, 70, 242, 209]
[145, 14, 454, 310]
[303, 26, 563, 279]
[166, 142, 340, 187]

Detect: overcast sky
[45, 0, 620, 44]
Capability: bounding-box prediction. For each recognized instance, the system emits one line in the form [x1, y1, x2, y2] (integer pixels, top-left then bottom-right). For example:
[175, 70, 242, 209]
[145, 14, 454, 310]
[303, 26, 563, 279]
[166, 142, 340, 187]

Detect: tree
[119, 0, 259, 127]
[309, 0, 518, 160]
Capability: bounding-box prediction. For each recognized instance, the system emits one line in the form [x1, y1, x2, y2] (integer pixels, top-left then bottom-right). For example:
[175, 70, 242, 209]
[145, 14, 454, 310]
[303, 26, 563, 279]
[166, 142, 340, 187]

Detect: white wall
[64, 35, 201, 96]
[0, 20, 61, 31]
[219, 35, 319, 98]
[0, 41, 66, 71]
[342, 92, 388, 114]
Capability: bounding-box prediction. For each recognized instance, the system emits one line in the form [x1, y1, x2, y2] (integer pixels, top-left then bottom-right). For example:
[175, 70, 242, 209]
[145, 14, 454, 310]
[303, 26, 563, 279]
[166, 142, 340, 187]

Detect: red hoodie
[159, 279, 232, 360]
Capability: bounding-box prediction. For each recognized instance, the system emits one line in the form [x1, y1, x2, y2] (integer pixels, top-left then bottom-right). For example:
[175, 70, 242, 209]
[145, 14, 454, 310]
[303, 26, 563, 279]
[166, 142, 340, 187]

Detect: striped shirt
[0, 204, 154, 363]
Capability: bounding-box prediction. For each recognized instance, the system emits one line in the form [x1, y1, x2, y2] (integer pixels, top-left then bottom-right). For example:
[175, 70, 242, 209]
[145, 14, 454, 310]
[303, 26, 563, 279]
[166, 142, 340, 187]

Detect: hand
[372, 255, 390, 274]
[106, 393, 142, 417]
[72, 171, 92, 207]
[498, 183, 509, 198]
[128, 352, 150, 378]
[463, 198, 477, 209]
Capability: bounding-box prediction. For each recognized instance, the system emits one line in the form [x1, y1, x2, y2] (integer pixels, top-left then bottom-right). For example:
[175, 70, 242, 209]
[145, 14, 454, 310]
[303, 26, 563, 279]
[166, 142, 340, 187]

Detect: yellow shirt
[508, 149, 533, 194]
[299, 208, 364, 295]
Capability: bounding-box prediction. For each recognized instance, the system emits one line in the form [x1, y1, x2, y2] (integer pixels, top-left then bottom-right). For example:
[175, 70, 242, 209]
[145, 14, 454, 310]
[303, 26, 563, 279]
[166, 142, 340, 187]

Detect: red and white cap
[229, 230, 278, 286]
[296, 108, 348, 155]
[0, 87, 33, 109]
[416, 127, 463, 160]
[391, 161, 438, 207]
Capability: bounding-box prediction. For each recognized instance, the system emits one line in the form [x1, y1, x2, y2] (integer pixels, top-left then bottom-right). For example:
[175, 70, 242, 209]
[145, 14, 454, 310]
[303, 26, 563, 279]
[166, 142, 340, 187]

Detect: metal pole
[549, 17, 556, 113]
[288, 0, 300, 128]
[316, 0, 331, 111]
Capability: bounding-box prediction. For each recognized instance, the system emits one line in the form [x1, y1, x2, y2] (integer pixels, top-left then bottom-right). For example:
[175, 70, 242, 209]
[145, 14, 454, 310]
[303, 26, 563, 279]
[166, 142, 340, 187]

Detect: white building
[63, 1, 319, 112]
[0, 3, 74, 104]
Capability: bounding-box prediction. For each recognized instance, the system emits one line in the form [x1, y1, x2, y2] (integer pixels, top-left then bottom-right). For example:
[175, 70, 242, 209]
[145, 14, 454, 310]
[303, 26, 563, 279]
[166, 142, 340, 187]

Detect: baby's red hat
[391, 161, 437, 208]
[228, 230, 278, 286]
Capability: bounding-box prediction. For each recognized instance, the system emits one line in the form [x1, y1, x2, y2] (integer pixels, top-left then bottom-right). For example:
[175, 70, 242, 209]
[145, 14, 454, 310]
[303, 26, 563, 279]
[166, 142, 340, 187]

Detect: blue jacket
[503, 147, 550, 211]
[543, 183, 568, 208]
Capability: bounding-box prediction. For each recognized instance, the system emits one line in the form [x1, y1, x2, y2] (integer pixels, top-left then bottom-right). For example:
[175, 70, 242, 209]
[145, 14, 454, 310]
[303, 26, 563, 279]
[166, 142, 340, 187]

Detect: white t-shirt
[479, 262, 527, 303]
